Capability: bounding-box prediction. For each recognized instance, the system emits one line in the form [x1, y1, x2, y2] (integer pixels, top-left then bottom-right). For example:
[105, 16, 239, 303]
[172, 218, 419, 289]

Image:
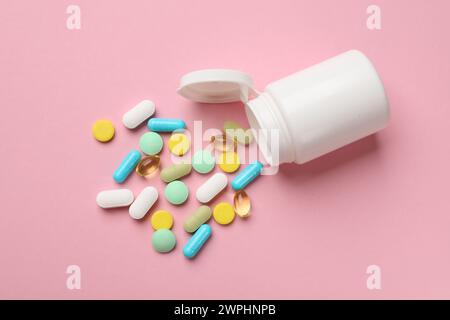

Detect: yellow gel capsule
[223, 121, 253, 145]
[210, 134, 236, 152]
[213, 202, 235, 225]
[168, 133, 190, 156]
[218, 151, 240, 173]
[151, 210, 174, 230]
[233, 190, 251, 218]
[92, 119, 115, 142]
[135, 155, 160, 177]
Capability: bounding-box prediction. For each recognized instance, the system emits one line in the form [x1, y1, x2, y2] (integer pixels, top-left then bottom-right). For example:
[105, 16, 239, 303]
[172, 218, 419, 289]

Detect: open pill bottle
[178, 50, 390, 166]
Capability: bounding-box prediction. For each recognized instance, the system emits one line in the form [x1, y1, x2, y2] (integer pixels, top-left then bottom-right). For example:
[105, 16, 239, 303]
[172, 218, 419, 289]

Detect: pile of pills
[94, 100, 260, 259]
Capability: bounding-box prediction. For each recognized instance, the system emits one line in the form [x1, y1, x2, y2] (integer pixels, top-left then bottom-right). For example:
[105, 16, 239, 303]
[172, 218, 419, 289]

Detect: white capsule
[196, 173, 228, 203]
[96, 189, 134, 209]
[122, 100, 156, 129]
[129, 186, 158, 219]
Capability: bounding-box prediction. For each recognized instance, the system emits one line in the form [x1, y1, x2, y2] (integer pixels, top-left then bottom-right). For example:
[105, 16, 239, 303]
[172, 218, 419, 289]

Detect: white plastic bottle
[178, 50, 389, 166]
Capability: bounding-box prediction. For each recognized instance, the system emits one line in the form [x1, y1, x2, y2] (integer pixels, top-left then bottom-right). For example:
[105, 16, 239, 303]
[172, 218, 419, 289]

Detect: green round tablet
[139, 132, 163, 155]
[152, 229, 176, 253]
[165, 180, 189, 205]
[192, 150, 216, 174]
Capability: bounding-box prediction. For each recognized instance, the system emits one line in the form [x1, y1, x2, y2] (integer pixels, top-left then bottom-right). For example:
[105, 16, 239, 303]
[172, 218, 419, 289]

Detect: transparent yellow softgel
[92, 119, 115, 142]
[151, 210, 174, 230]
[168, 133, 190, 156]
[218, 151, 240, 173]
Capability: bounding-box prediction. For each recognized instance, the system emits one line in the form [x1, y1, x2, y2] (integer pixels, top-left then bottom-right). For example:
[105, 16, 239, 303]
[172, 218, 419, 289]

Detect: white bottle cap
[177, 69, 256, 103]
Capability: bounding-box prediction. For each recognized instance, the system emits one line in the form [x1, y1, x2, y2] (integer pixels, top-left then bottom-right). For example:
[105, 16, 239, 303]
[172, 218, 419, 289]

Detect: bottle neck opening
[245, 93, 295, 165]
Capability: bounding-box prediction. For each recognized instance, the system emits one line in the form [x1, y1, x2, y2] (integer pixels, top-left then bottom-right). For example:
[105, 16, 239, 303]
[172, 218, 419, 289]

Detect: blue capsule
[231, 161, 263, 190]
[113, 150, 141, 183]
[183, 224, 212, 259]
[147, 118, 186, 132]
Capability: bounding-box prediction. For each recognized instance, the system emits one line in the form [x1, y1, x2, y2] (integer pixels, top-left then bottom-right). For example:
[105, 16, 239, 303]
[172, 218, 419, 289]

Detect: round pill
[213, 202, 235, 225]
[151, 210, 174, 230]
[152, 229, 176, 253]
[92, 119, 115, 142]
[192, 150, 216, 174]
[165, 181, 189, 205]
[139, 132, 163, 155]
[168, 133, 190, 156]
[218, 151, 240, 173]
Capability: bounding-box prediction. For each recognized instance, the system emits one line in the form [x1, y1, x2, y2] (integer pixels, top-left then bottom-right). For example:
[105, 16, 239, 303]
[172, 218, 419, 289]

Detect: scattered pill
[160, 163, 192, 183]
[92, 119, 115, 142]
[233, 190, 251, 218]
[96, 189, 134, 209]
[148, 118, 186, 132]
[223, 120, 253, 145]
[151, 210, 174, 230]
[218, 151, 240, 173]
[165, 180, 189, 205]
[213, 202, 235, 225]
[211, 134, 236, 152]
[139, 132, 163, 155]
[192, 149, 216, 174]
[135, 155, 160, 177]
[122, 100, 156, 129]
[183, 224, 212, 259]
[129, 186, 158, 220]
[184, 205, 212, 233]
[196, 173, 228, 203]
[168, 133, 190, 156]
[231, 161, 263, 190]
[152, 229, 176, 253]
[113, 150, 142, 183]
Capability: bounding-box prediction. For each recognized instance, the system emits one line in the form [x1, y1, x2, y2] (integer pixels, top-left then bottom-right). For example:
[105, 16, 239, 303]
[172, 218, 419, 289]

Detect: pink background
[1, 0, 450, 299]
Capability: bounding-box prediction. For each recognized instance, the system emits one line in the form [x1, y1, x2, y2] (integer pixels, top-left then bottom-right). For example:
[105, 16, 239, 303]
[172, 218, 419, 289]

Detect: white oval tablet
[96, 189, 134, 208]
[129, 186, 158, 219]
[196, 173, 228, 203]
[122, 100, 156, 129]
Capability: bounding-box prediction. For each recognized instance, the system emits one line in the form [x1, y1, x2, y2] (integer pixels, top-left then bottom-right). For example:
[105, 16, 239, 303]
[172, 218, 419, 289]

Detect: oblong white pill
[196, 173, 228, 203]
[96, 189, 134, 209]
[122, 100, 156, 129]
[129, 186, 158, 219]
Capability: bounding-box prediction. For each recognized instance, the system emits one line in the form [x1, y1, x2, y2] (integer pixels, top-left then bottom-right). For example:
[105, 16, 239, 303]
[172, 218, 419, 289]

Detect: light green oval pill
[165, 180, 189, 205]
[152, 229, 176, 253]
[224, 120, 253, 145]
[192, 150, 216, 174]
[139, 132, 163, 155]
[184, 205, 212, 233]
[160, 163, 192, 183]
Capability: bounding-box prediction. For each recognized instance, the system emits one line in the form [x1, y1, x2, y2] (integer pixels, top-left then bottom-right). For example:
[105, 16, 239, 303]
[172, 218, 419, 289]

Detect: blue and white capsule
[183, 224, 212, 259]
[147, 118, 186, 132]
[113, 150, 142, 183]
[231, 161, 263, 190]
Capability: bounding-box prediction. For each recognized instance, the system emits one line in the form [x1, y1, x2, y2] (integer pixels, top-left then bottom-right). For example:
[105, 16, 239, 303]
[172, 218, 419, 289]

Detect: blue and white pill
[231, 161, 263, 190]
[113, 150, 142, 183]
[147, 118, 186, 132]
[183, 224, 212, 259]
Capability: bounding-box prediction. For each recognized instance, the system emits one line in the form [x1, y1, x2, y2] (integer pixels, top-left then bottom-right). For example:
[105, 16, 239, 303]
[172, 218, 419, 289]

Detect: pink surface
[1, 0, 450, 299]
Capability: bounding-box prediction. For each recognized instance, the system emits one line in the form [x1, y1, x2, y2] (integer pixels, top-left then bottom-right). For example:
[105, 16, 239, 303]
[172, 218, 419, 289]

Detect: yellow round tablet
[151, 210, 174, 230]
[92, 119, 115, 142]
[218, 151, 240, 173]
[213, 202, 235, 225]
[168, 133, 190, 156]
